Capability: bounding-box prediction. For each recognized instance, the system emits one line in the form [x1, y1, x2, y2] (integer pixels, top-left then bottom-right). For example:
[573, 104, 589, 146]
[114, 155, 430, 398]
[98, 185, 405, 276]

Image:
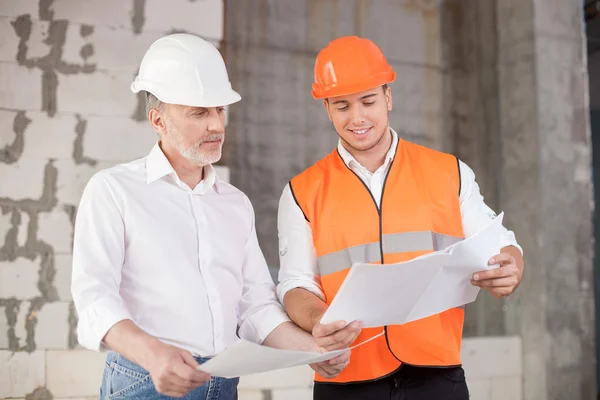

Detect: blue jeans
[100, 352, 239, 400]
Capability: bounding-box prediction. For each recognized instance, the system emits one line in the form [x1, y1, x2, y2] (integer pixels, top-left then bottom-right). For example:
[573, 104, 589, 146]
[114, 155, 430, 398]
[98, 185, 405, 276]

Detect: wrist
[136, 334, 163, 369]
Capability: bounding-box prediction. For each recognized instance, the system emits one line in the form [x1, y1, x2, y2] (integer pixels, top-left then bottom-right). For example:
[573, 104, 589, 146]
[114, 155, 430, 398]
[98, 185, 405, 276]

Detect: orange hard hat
[311, 36, 396, 99]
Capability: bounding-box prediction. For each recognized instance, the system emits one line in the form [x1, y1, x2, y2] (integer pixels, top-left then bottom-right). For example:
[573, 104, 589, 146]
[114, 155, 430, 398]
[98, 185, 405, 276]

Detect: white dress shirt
[276, 129, 523, 303]
[72, 143, 289, 357]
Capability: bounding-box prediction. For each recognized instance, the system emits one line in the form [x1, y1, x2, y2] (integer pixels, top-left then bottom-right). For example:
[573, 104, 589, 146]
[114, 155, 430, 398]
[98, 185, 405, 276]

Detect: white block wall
[0, 1, 524, 399]
[0, 1, 227, 399]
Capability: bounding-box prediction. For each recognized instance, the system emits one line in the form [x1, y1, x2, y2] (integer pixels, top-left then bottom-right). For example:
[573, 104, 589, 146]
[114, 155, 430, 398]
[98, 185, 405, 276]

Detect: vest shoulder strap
[289, 150, 337, 222]
[401, 140, 461, 195]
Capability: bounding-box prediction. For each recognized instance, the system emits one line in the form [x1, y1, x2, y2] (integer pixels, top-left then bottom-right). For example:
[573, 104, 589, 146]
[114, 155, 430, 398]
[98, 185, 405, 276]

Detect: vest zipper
[333, 146, 463, 380]
[335, 148, 406, 369]
[377, 153, 405, 367]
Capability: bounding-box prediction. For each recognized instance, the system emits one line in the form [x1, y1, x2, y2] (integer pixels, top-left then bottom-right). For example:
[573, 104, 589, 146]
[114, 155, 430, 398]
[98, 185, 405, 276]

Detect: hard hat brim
[311, 71, 396, 100]
[131, 80, 242, 108]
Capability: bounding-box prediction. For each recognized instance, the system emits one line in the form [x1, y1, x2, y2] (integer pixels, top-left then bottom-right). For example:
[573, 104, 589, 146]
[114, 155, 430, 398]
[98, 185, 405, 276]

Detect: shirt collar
[202, 163, 220, 193]
[145, 142, 221, 193]
[337, 128, 399, 172]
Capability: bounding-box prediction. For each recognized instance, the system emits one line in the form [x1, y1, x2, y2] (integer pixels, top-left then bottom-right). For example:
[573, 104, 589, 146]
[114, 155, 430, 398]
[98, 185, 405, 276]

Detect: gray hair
[145, 92, 164, 116]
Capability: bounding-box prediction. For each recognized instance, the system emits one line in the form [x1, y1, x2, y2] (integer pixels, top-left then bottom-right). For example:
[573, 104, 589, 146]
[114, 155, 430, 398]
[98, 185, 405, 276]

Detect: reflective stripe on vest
[317, 231, 463, 276]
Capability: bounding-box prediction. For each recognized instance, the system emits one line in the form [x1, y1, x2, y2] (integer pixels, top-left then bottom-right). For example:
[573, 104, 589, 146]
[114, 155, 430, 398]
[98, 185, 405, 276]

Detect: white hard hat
[131, 33, 241, 107]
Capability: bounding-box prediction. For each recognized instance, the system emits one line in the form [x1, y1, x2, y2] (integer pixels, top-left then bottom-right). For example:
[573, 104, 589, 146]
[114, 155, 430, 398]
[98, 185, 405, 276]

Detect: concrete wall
[0, 0, 594, 399]
[443, 0, 596, 398]
[441, 0, 508, 338]
[223, 0, 449, 268]
[499, 0, 595, 398]
[224, 0, 596, 399]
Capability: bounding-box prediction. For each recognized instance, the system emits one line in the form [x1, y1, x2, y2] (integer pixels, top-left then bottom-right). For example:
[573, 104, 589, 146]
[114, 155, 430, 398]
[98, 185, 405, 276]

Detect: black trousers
[313, 365, 469, 400]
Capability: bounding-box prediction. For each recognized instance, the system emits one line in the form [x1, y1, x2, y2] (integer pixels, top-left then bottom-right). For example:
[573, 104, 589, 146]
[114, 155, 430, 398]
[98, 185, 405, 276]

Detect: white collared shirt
[276, 129, 523, 302]
[72, 143, 289, 356]
[337, 127, 399, 208]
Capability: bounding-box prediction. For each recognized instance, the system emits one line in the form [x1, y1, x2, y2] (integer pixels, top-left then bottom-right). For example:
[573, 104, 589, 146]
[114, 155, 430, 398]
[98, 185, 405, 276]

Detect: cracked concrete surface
[25, 386, 53, 400]
[38, 0, 54, 22]
[11, 14, 97, 117]
[0, 0, 227, 397]
[0, 161, 59, 353]
[73, 115, 97, 166]
[131, 90, 147, 122]
[1, 111, 30, 164]
[1, 0, 140, 367]
[132, 0, 146, 34]
[0, 0, 593, 399]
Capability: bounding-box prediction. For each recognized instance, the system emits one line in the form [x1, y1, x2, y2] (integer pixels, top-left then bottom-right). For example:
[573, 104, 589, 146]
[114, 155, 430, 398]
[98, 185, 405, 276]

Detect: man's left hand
[471, 250, 523, 298]
[310, 349, 351, 379]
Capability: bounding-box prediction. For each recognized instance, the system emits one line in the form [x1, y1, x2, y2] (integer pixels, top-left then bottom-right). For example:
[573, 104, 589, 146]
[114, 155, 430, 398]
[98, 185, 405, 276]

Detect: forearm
[262, 321, 320, 352]
[103, 320, 162, 368]
[283, 288, 328, 333]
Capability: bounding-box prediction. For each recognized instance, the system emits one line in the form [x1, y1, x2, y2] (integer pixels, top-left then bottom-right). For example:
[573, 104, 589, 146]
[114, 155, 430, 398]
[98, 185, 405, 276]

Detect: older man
[71, 33, 349, 400]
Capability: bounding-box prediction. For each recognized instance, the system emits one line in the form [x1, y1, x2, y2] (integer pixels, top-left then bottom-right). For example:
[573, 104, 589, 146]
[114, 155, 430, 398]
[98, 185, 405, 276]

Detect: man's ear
[385, 86, 393, 112]
[149, 107, 167, 136]
[323, 99, 333, 121]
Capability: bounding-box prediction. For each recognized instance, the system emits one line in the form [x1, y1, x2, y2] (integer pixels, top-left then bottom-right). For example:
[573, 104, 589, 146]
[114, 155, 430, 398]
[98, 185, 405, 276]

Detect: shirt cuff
[276, 278, 325, 305]
[500, 241, 523, 256]
[499, 230, 523, 256]
[76, 296, 132, 351]
[238, 304, 290, 345]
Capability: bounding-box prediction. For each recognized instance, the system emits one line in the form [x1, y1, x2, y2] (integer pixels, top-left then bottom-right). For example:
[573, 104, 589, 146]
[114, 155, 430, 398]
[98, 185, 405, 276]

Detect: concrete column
[441, 0, 508, 337]
[444, 0, 596, 397]
[499, 0, 596, 397]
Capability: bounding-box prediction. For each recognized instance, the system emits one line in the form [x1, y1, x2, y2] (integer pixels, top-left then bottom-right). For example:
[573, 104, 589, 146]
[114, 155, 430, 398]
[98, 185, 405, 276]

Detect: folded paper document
[197, 332, 385, 378]
[320, 213, 505, 327]
[197, 340, 345, 378]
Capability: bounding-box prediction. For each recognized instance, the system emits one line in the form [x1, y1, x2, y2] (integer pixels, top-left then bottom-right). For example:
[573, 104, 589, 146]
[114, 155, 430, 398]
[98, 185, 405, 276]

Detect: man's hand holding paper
[471, 248, 524, 298]
[310, 348, 352, 379]
[313, 320, 363, 351]
[308, 319, 361, 378]
[320, 213, 517, 328]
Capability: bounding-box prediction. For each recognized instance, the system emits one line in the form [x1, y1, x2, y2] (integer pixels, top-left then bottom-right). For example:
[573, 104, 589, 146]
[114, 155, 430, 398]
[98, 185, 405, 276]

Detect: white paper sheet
[320, 252, 450, 327]
[196, 331, 386, 378]
[406, 212, 504, 321]
[320, 213, 505, 328]
[197, 340, 346, 378]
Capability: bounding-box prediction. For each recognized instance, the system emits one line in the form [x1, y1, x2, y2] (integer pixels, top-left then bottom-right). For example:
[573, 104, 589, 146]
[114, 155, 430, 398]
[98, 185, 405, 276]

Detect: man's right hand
[312, 320, 362, 351]
[144, 341, 211, 398]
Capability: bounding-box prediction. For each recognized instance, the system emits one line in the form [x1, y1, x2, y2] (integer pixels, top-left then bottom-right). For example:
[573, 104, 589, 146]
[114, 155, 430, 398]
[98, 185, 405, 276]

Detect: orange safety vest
[290, 138, 465, 384]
